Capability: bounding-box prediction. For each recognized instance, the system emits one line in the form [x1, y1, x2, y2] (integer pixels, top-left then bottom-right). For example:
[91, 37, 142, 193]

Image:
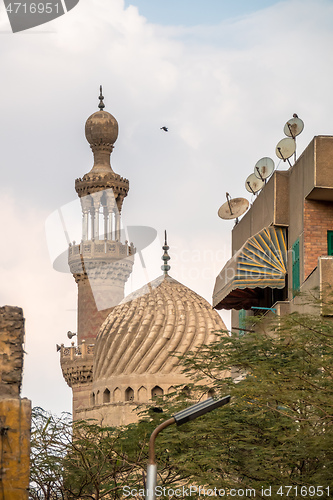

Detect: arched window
[113, 387, 121, 402]
[151, 386, 164, 399]
[91, 392, 95, 406]
[125, 387, 134, 401]
[168, 386, 176, 394]
[103, 388, 111, 403]
[138, 386, 147, 402]
[181, 385, 191, 397]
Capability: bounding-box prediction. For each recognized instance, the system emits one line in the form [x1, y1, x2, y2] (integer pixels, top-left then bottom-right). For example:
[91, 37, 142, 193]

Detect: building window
[151, 386, 163, 398]
[125, 387, 134, 401]
[292, 239, 300, 295]
[113, 387, 121, 402]
[238, 309, 246, 337]
[103, 388, 110, 403]
[327, 231, 333, 255]
[181, 385, 191, 397]
[138, 386, 147, 402]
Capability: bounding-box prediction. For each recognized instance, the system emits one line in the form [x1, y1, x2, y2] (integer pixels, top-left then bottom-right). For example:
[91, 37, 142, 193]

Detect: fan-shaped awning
[213, 226, 287, 310]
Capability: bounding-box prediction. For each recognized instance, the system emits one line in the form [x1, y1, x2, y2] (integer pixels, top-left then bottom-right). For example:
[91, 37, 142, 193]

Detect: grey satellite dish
[275, 137, 296, 166]
[284, 115, 304, 138]
[218, 193, 249, 221]
[245, 173, 265, 195]
[254, 157, 275, 181]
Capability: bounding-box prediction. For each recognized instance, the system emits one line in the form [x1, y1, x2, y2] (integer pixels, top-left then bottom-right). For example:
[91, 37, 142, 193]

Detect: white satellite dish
[254, 157, 275, 181]
[284, 115, 304, 138]
[245, 173, 265, 194]
[218, 193, 249, 223]
[275, 137, 296, 166]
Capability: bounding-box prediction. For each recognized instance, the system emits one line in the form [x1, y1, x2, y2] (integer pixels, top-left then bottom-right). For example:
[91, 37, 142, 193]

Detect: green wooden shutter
[292, 239, 300, 295]
[327, 231, 333, 255]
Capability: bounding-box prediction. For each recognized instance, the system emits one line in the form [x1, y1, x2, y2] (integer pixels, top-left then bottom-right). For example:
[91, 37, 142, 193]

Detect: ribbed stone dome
[93, 275, 225, 381]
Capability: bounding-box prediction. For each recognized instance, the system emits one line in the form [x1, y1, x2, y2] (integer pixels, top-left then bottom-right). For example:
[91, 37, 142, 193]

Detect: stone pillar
[115, 212, 120, 241]
[0, 306, 31, 500]
[91, 192, 103, 241]
[105, 190, 116, 241]
[80, 196, 91, 241]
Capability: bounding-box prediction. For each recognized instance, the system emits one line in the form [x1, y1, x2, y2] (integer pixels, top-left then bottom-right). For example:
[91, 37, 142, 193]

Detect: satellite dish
[67, 331, 77, 339]
[218, 193, 249, 220]
[254, 157, 275, 181]
[245, 173, 265, 194]
[276, 137, 296, 161]
[284, 115, 304, 138]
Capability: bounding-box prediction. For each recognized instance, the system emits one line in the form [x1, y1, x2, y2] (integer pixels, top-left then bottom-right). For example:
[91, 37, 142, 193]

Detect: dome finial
[98, 85, 105, 110]
[161, 230, 171, 276]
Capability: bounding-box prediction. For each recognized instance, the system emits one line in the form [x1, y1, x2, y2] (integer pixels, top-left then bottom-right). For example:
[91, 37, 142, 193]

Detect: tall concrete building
[213, 135, 333, 329]
[60, 90, 225, 425]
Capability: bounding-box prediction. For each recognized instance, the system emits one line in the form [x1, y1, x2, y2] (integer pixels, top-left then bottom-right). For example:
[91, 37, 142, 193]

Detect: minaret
[68, 87, 135, 344]
[61, 89, 135, 415]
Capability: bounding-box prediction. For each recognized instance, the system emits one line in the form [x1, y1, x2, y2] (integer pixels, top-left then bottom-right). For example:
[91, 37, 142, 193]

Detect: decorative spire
[98, 85, 105, 110]
[161, 230, 171, 276]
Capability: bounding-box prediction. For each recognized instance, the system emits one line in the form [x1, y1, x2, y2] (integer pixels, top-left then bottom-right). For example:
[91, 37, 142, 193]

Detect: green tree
[29, 407, 71, 499]
[63, 420, 145, 499]
[159, 304, 333, 493]
[30, 299, 333, 498]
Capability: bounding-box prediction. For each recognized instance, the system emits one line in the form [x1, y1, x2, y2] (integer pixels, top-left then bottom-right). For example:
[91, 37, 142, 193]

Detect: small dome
[93, 275, 225, 381]
[85, 110, 118, 147]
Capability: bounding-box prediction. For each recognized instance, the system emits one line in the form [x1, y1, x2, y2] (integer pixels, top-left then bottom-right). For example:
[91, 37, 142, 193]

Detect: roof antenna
[161, 230, 171, 276]
[98, 85, 105, 110]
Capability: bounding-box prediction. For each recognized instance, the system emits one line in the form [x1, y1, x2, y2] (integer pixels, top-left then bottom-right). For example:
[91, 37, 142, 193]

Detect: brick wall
[303, 199, 333, 280]
[77, 277, 114, 344]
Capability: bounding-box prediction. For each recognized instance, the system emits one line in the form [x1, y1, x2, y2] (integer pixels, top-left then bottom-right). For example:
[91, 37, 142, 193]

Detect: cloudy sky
[1, 0, 333, 415]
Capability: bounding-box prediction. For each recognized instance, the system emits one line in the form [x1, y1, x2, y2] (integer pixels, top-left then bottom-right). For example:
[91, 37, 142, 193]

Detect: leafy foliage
[30, 299, 333, 497]
[29, 407, 71, 499]
[173, 306, 333, 489]
[63, 420, 145, 499]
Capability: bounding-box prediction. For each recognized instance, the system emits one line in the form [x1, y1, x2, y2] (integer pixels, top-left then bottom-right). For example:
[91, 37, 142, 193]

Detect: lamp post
[145, 395, 231, 500]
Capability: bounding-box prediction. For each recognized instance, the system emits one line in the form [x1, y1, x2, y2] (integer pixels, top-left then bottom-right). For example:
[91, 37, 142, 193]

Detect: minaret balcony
[60, 341, 94, 388]
[68, 240, 135, 274]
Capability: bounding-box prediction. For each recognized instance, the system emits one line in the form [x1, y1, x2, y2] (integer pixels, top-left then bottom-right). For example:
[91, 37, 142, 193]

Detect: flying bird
[160, 126, 168, 132]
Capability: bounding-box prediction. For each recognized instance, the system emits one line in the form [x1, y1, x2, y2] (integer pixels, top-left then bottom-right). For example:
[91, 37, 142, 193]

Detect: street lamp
[145, 395, 231, 500]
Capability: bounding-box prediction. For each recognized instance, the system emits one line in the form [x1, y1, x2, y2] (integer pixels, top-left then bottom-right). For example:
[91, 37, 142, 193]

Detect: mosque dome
[93, 274, 225, 382]
[85, 87, 118, 147]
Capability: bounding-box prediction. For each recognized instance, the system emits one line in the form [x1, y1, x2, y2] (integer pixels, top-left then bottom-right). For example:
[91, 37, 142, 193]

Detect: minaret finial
[161, 230, 171, 276]
[98, 85, 105, 110]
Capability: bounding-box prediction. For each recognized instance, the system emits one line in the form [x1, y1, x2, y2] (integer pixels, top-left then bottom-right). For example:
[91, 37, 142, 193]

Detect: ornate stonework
[76, 274, 225, 425]
[60, 90, 227, 423]
[60, 342, 94, 387]
[75, 173, 129, 213]
[61, 91, 136, 415]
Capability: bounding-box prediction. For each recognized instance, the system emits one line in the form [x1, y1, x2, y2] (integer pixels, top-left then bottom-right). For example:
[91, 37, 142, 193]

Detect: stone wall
[0, 306, 31, 500]
[0, 306, 25, 397]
